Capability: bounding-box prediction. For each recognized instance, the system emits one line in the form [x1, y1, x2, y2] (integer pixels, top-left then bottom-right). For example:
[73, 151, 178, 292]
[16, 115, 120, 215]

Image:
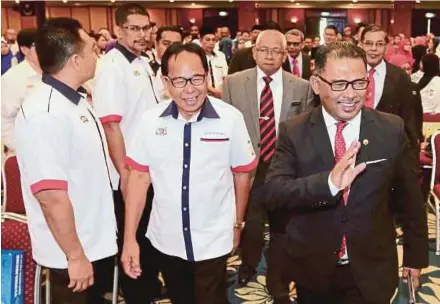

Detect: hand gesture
[330, 141, 366, 190]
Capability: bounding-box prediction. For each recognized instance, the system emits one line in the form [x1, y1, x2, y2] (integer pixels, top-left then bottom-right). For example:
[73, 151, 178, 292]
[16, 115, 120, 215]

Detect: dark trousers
[114, 186, 162, 304]
[46, 256, 115, 304]
[241, 161, 290, 301]
[153, 245, 228, 304]
[296, 264, 386, 304]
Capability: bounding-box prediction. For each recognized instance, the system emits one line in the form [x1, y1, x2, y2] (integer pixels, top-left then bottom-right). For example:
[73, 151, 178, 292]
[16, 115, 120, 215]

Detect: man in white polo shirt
[92, 3, 161, 302]
[121, 42, 257, 304]
[15, 18, 117, 303]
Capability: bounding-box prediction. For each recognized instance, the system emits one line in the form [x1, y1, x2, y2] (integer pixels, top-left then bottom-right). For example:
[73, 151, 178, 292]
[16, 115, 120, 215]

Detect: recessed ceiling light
[14, 0, 19, 3]
[352, 0, 358, 2]
[321, 12, 330, 16]
[290, 0, 295, 2]
[62, 0, 68, 3]
[219, 11, 228, 17]
[169, 0, 175, 2]
[416, 0, 421, 3]
[110, 0, 115, 3]
[229, 0, 234, 2]
[296, 2, 300, 5]
[191, 2, 196, 6]
[425, 12, 435, 18]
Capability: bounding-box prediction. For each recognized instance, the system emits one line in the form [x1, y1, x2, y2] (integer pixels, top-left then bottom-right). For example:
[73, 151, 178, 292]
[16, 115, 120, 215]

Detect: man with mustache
[262, 41, 428, 303]
[92, 3, 161, 303]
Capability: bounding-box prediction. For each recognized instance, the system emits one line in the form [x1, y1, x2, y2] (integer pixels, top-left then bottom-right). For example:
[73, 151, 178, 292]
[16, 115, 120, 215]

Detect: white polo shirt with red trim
[93, 42, 158, 189]
[125, 96, 257, 262]
[15, 74, 117, 268]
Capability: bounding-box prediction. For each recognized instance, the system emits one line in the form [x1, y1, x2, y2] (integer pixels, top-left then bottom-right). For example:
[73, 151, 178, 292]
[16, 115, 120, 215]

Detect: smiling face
[360, 30, 387, 68]
[311, 57, 367, 121]
[163, 51, 208, 119]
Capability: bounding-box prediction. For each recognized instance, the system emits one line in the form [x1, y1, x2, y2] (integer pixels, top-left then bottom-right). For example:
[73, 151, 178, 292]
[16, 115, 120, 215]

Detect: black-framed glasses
[165, 74, 206, 88]
[317, 75, 369, 91]
[122, 25, 152, 33]
[287, 42, 301, 47]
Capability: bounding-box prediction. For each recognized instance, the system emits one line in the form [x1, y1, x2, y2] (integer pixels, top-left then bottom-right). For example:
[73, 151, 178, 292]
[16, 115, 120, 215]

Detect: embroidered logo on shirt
[155, 127, 167, 136]
[80, 116, 89, 123]
[134, 70, 141, 76]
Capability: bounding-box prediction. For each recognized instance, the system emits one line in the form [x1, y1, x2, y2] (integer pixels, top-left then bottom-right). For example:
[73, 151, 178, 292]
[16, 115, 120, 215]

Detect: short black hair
[161, 42, 208, 77]
[251, 25, 264, 31]
[242, 30, 250, 35]
[17, 28, 37, 48]
[314, 41, 367, 74]
[35, 17, 84, 75]
[156, 25, 183, 43]
[324, 25, 338, 35]
[263, 21, 282, 32]
[360, 24, 388, 43]
[115, 3, 149, 26]
[200, 25, 215, 38]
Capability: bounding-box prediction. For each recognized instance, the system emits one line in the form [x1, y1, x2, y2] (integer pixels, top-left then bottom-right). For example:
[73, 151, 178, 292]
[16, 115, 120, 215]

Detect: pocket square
[200, 138, 230, 142]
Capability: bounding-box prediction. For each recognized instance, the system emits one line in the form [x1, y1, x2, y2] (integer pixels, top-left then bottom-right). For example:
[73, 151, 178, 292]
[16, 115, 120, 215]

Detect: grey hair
[314, 41, 367, 74]
[285, 29, 304, 41]
[256, 30, 287, 49]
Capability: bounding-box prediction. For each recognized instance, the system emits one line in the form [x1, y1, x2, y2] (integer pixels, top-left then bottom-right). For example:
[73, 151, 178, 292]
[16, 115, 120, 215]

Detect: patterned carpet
[115, 213, 440, 304]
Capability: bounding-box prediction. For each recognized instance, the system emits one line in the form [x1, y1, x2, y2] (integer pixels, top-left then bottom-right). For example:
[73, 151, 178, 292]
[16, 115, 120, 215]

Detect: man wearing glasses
[282, 29, 311, 80]
[92, 3, 161, 303]
[121, 42, 256, 303]
[359, 24, 422, 156]
[262, 41, 428, 303]
[223, 30, 314, 303]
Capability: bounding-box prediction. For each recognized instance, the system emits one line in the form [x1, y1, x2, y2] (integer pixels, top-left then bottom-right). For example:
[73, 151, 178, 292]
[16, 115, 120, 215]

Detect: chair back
[1, 220, 35, 304]
[3, 156, 26, 214]
[423, 114, 440, 141]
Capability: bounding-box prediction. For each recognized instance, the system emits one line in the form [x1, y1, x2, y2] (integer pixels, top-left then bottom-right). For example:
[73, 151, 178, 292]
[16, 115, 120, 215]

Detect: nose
[343, 84, 357, 100]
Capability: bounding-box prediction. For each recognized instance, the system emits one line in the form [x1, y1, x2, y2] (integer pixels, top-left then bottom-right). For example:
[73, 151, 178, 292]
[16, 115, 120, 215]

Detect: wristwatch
[234, 222, 246, 230]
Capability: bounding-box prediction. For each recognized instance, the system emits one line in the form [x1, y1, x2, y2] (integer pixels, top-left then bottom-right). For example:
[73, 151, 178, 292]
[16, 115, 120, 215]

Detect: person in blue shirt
[1, 39, 14, 75]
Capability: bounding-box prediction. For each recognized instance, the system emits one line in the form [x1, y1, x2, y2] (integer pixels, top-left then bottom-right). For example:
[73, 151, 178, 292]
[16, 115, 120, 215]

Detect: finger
[89, 276, 94, 287]
[341, 141, 361, 161]
[72, 279, 83, 292]
[68, 279, 76, 289]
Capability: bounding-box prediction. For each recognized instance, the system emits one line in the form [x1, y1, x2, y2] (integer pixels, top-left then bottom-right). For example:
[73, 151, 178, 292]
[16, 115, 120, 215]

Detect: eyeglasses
[165, 74, 206, 88]
[362, 41, 386, 49]
[287, 42, 302, 47]
[256, 48, 285, 56]
[122, 25, 152, 33]
[317, 75, 369, 91]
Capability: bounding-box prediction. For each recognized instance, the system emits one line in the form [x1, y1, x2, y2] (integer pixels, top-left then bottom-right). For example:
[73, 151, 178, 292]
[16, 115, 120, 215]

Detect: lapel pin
[363, 139, 369, 146]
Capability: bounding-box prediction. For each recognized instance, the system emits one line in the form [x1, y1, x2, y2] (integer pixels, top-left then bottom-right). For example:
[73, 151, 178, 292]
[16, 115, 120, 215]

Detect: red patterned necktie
[364, 68, 375, 108]
[292, 57, 300, 77]
[259, 76, 277, 162]
[334, 121, 349, 259]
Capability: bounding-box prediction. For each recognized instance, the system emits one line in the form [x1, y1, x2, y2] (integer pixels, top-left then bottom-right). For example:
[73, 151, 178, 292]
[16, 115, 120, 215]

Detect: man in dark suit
[223, 30, 314, 304]
[282, 29, 311, 80]
[359, 24, 423, 155]
[263, 42, 428, 303]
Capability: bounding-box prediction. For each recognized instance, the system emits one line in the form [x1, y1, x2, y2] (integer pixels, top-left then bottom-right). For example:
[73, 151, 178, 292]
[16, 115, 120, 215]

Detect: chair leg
[112, 257, 119, 304]
[34, 264, 41, 304]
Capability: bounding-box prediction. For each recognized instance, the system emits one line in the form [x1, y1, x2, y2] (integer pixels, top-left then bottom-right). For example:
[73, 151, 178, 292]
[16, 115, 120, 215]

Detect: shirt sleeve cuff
[328, 173, 341, 196]
[30, 179, 68, 194]
[231, 157, 258, 173]
[125, 156, 149, 172]
[99, 115, 122, 124]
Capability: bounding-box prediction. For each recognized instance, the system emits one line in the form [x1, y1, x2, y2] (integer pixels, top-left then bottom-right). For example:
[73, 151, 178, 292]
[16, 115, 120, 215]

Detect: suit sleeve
[221, 76, 232, 105]
[262, 121, 338, 210]
[393, 121, 429, 269]
[398, 73, 423, 152]
[228, 54, 241, 75]
[304, 82, 316, 112]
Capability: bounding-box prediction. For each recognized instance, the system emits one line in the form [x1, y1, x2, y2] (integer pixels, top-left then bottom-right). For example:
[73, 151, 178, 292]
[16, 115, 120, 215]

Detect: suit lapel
[244, 68, 260, 135]
[280, 72, 295, 122]
[348, 108, 376, 205]
[310, 107, 335, 171]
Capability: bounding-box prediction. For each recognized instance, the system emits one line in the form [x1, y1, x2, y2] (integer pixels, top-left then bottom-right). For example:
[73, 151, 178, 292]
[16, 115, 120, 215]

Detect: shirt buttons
[183, 186, 187, 190]
[183, 207, 187, 211]
[184, 227, 188, 231]
[184, 164, 188, 169]
[185, 143, 189, 147]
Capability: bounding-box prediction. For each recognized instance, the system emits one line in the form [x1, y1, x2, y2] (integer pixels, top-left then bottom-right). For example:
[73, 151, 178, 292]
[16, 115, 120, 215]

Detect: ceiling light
[189, 18, 196, 23]
[110, 0, 115, 2]
[352, 0, 358, 2]
[290, 17, 298, 23]
[321, 12, 330, 17]
[219, 11, 228, 17]
[296, 2, 300, 5]
[14, 0, 19, 3]
[290, 0, 295, 2]
[229, 0, 234, 2]
[416, 0, 421, 2]
[169, 0, 174, 2]
[191, 2, 196, 6]
[354, 18, 361, 23]
[425, 12, 435, 18]
[390, 19, 395, 24]
[62, 0, 68, 3]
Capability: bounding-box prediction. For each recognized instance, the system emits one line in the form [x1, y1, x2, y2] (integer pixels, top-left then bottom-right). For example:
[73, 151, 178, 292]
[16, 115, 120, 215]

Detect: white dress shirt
[207, 51, 229, 89]
[367, 60, 386, 109]
[257, 67, 283, 134]
[1, 59, 41, 151]
[420, 76, 440, 113]
[323, 106, 362, 262]
[288, 52, 303, 78]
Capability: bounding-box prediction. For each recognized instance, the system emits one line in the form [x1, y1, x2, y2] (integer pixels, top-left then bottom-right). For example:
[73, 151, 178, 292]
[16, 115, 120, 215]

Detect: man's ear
[252, 46, 257, 61]
[115, 26, 123, 40]
[310, 75, 320, 95]
[70, 54, 81, 72]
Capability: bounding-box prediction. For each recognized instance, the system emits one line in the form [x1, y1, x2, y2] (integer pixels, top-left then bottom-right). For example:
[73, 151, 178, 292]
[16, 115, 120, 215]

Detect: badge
[155, 127, 167, 136]
[80, 116, 89, 123]
[134, 70, 140, 76]
[363, 139, 369, 146]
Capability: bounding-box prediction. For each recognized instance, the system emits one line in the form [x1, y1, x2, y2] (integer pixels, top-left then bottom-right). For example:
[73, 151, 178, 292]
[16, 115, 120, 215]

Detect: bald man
[223, 30, 314, 304]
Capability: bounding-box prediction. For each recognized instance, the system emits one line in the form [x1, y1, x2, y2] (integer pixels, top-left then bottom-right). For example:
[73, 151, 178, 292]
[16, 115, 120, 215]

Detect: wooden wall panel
[21, 16, 37, 28]
[71, 7, 91, 33]
[2, 8, 8, 33]
[6, 8, 21, 32]
[48, 7, 71, 18]
[149, 8, 166, 26]
[89, 7, 108, 32]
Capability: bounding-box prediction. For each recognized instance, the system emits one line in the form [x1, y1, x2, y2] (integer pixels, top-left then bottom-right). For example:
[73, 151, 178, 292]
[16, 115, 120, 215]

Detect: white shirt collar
[290, 51, 302, 63]
[368, 59, 386, 76]
[321, 106, 362, 129]
[256, 66, 283, 84]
